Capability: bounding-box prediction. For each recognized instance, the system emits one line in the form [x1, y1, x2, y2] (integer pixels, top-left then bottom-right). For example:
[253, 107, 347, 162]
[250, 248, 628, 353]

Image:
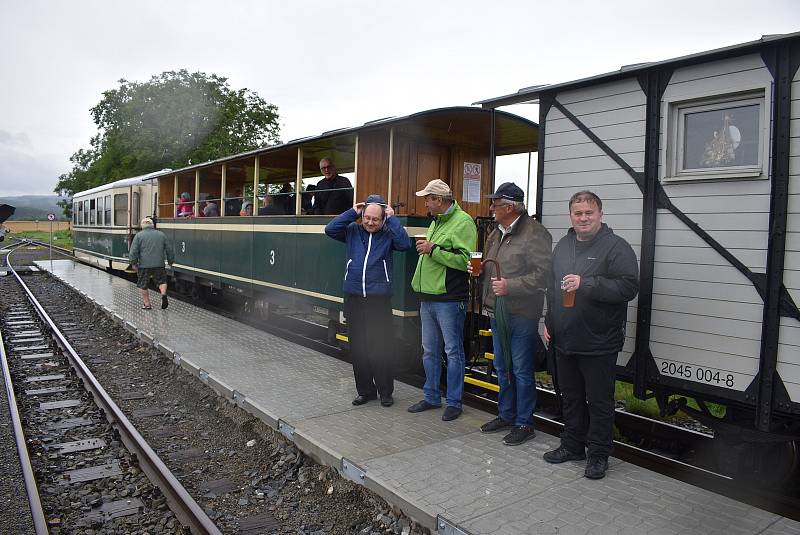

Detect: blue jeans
[491, 314, 538, 426]
[420, 301, 466, 408]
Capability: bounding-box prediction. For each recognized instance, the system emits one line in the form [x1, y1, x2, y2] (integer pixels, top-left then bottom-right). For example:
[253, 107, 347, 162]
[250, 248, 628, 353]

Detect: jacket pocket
[382, 260, 390, 282]
[344, 259, 352, 280]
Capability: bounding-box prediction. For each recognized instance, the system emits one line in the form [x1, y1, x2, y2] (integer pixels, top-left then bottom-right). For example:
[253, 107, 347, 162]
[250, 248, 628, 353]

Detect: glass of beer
[561, 279, 576, 308]
[469, 252, 483, 277]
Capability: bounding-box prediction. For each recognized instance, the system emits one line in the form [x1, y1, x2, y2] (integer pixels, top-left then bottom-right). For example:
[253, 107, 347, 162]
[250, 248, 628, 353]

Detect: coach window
[225, 156, 256, 216]
[90, 199, 96, 225]
[104, 195, 112, 225]
[97, 197, 104, 225]
[176, 171, 195, 217]
[198, 166, 222, 217]
[83, 200, 89, 225]
[664, 90, 767, 182]
[302, 148, 355, 216]
[73, 202, 78, 224]
[113, 194, 128, 226]
[132, 192, 140, 225]
[257, 156, 295, 216]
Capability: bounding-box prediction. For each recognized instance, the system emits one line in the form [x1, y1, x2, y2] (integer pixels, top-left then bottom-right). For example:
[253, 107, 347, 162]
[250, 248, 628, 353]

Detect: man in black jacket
[543, 191, 638, 480]
[313, 158, 353, 215]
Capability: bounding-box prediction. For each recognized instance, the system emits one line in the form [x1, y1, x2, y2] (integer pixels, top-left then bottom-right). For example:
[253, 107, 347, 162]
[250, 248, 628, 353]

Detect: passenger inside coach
[176, 192, 193, 217]
[225, 189, 244, 216]
[275, 183, 295, 214]
[240, 201, 254, 216]
[313, 158, 353, 215]
[258, 195, 284, 215]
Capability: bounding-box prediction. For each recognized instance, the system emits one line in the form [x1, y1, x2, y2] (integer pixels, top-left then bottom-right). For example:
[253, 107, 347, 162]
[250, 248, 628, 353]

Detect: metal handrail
[5, 246, 222, 535]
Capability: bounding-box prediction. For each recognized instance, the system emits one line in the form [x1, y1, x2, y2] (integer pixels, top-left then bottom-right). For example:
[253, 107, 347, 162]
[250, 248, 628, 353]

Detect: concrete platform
[38, 259, 800, 535]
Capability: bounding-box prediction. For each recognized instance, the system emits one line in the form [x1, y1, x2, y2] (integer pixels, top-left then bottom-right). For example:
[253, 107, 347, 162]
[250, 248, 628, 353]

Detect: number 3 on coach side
[181, 241, 186, 253]
[269, 250, 275, 266]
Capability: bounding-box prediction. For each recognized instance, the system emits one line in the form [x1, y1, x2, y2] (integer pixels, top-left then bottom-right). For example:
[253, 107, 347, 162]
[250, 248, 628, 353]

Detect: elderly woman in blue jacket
[325, 194, 411, 407]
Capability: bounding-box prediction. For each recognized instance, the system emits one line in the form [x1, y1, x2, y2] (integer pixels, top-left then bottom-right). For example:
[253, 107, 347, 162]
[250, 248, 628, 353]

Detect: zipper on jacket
[344, 259, 352, 280]
[382, 259, 389, 282]
[362, 234, 373, 297]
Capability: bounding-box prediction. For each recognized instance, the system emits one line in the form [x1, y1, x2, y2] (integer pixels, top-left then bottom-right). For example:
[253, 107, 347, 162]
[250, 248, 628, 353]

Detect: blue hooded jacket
[324, 195, 411, 297]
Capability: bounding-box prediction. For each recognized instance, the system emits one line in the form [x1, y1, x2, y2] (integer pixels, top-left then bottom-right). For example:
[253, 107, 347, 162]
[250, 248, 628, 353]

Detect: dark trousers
[556, 351, 617, 458]
[344, 294, 394, 398]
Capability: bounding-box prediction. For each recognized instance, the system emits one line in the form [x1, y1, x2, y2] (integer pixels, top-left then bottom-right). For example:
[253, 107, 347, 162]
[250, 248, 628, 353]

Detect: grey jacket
[129, 227, 174, 269]
[479, 214, 552, 320]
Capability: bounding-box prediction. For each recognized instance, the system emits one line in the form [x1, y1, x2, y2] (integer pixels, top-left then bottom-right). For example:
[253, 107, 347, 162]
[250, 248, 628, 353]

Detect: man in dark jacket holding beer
[469, 183, 551, 446]
[543, 191, 638, 479]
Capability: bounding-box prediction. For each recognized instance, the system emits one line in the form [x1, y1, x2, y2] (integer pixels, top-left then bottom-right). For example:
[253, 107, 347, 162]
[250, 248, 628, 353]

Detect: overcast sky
[1, 0, 798, 197]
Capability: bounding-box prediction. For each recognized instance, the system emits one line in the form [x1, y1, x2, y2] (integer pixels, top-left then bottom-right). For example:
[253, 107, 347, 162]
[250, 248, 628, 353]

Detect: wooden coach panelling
[779, 68, 800, 403]
[356, 129, 390, 202]
[541, 78, 646, 366]
[652, 54, 774, 393]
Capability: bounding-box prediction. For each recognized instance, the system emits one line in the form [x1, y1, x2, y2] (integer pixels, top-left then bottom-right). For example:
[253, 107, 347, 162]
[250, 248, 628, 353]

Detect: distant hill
[0, 195, 69, 221]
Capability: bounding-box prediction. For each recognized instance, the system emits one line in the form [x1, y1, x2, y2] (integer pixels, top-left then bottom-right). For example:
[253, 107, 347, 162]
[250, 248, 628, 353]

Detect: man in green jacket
[129, 217, 175, 310]
[407, 179, 477, 421]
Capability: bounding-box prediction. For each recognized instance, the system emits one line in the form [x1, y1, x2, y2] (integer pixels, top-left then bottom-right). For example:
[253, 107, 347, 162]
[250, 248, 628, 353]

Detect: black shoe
[352, 394, 377, 406]
[480, 417, 514, 434]
[441, 406, 462, 421]
[407, 400, 439, 413]
[584, 456, 609, 479]
[503, 425, 535, 446]
[543, 445, 586, 464]
[380, 396, 394, 407]
[161, 294, 169, 309]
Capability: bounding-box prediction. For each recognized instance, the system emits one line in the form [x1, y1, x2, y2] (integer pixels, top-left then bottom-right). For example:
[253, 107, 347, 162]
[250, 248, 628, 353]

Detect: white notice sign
[462, 162, 481, 203]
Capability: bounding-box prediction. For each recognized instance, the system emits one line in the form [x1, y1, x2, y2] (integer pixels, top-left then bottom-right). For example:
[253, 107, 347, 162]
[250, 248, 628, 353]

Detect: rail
[0, 240, 49, 533]
[4, 245, 222, 535]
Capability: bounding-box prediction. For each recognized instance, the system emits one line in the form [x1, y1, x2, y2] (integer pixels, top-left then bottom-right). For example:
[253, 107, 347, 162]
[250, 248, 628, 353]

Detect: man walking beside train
[408, 179, 477, 421]
[543, 191, 638, 479]
[469, 182, 552, 446]
[129, 217, 175, 310]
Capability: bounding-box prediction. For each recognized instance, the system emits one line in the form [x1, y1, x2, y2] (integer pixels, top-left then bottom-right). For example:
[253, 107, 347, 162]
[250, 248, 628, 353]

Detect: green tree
[55, 70, 280, 203]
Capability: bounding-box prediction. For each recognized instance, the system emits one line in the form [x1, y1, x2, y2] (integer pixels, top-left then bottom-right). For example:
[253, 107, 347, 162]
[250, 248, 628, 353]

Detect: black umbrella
[0, 204, 15, 224]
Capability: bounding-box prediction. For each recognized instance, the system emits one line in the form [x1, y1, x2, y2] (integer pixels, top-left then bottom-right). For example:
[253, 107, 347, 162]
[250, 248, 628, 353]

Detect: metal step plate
[50, 438, 107, 454]
[40, 399, 83, 411]
[60, 461, 122, 484]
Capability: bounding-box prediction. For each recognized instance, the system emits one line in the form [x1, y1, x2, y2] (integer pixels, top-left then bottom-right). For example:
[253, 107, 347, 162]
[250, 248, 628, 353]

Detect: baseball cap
[486, 182, 524, 202]
[365, 194, 386, 205]
[415, 179, 451, 197]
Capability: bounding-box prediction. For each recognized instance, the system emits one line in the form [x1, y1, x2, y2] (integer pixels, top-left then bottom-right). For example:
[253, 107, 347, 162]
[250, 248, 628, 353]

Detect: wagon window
[97, 197, 103, 225]
[73, 202, 78, 224]
[104, 195, 112, 226]
[89, 199, 96, 225]
[176, 171, 195, 217]
[83, 200, 89, 225]
[665, 91, 767, 181]
[114, 194, 128, 226]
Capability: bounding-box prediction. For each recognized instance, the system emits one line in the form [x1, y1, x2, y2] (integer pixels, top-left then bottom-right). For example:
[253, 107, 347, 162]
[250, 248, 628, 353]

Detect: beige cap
[415, 179, 451, 197]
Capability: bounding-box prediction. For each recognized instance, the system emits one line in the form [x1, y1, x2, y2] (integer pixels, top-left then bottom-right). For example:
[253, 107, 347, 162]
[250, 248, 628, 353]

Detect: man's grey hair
[141, 217, 154, 228]
[496, 200, 527, 214]
[432, 193, 453, 203]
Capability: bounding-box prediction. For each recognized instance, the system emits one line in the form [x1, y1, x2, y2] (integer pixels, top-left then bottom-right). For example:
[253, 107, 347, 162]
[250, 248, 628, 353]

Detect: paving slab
[37, 259, 800, 535]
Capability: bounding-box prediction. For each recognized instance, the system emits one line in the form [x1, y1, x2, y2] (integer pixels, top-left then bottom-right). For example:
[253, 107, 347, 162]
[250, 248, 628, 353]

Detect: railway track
[1, 240, 221, 534]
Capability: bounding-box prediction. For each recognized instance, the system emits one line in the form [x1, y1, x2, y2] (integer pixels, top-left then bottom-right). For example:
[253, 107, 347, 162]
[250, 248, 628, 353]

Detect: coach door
[410, 144, 450, 215]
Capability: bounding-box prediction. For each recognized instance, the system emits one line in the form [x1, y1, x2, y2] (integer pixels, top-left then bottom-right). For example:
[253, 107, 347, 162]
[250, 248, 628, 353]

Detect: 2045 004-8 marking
[657, 359, 736, 388]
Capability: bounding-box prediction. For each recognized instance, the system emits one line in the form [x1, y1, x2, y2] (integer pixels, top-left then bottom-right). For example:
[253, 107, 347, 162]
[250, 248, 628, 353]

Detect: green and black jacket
[411, 201, 477, 301]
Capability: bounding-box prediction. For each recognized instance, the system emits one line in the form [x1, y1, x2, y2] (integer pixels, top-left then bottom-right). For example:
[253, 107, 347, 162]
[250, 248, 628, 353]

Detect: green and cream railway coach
[72, 172, 164, 270]
[73, 106, 538, 367]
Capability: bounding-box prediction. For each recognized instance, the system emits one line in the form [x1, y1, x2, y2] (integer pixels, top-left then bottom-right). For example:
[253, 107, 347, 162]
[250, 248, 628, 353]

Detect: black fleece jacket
[546, 223, 639, 356]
